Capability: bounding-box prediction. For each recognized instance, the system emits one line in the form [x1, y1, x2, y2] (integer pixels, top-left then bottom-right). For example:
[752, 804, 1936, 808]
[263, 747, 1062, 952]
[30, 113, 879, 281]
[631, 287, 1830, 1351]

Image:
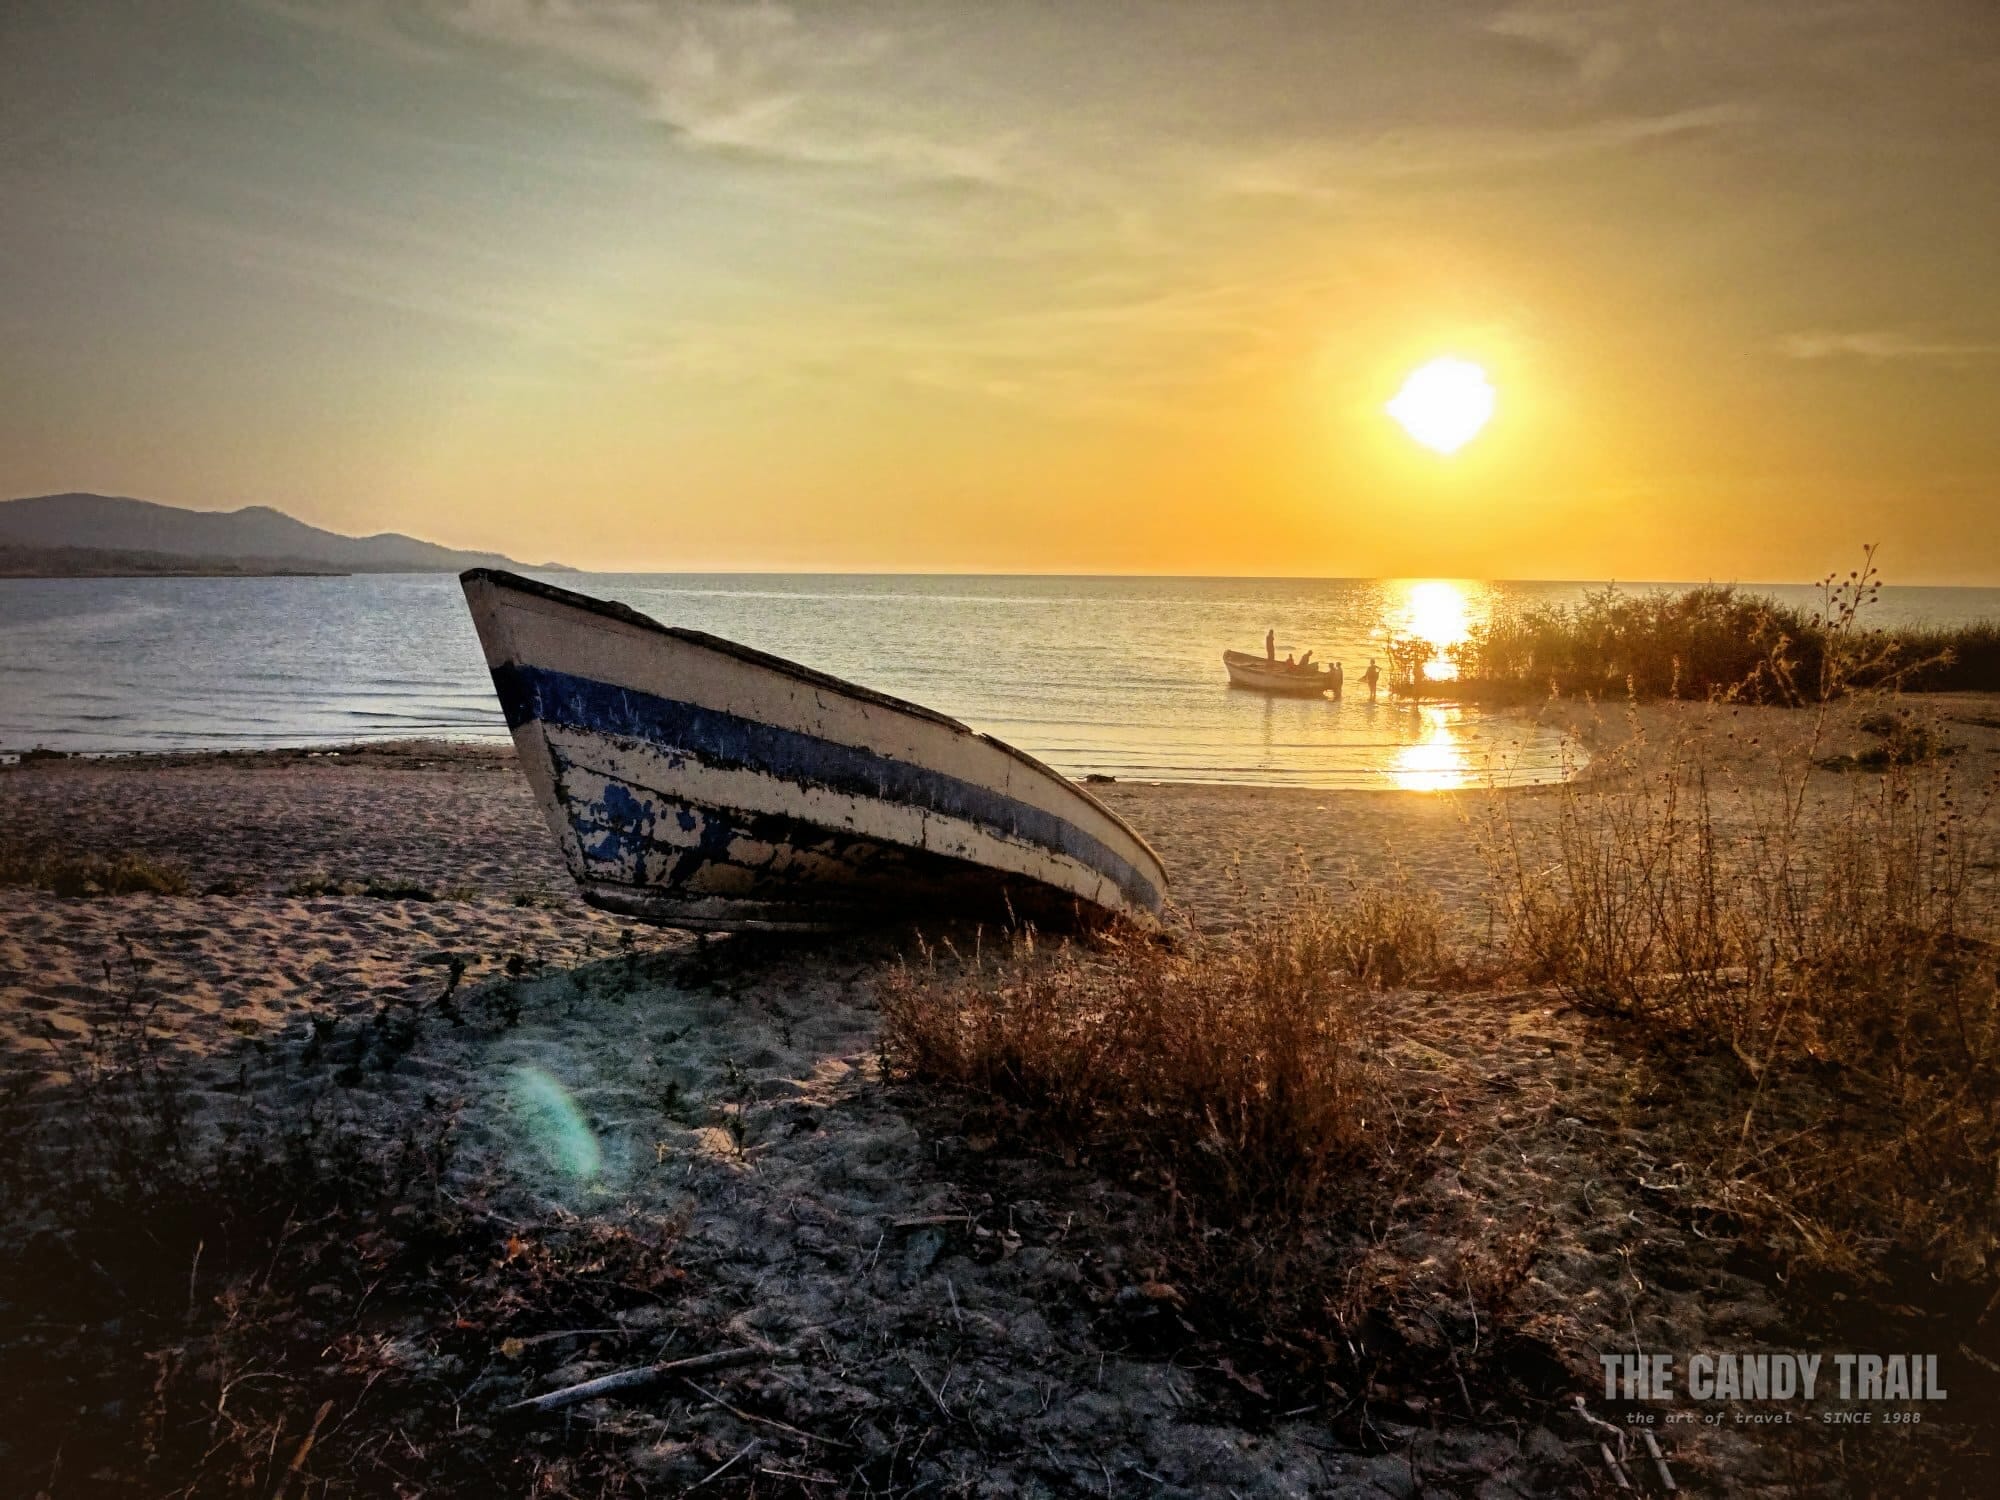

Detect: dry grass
[1479, 559, 2000, 1287]
[285, 872, 441, 899]
[876, 894, 1610, 1443]
[878, 888, 1478, 1393]
[880, 884, 1457, 1232]
[1318, 869, 1448, 989]
[0, 841, 191, 897]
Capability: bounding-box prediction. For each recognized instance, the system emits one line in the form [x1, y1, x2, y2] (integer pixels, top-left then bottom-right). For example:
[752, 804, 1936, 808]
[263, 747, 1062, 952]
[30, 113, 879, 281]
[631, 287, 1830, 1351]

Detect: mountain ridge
[0, 493, 572, 574]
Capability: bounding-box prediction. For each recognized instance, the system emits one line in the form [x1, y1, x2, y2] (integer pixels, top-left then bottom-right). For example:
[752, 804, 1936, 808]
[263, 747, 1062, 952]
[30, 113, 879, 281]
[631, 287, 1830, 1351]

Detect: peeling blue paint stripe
[490, 662, 1162, 913]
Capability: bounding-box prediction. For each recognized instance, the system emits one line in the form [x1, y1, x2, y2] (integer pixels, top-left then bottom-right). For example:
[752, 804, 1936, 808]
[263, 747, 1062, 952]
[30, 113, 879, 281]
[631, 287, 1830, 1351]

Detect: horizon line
[518, 567, 2000, 591]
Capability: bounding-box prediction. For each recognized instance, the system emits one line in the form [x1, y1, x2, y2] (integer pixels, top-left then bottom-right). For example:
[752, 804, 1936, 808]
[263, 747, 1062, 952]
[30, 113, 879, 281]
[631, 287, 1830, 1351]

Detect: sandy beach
[3, 704, 1996, 1493]
[1, 744, 1572, 1494]
[0, 741, 1522, 1064]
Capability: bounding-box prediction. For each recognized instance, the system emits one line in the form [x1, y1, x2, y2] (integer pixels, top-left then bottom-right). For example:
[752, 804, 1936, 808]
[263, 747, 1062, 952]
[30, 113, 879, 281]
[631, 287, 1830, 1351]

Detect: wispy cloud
[1485, 1, 1629, 87]
[606, 264, 1339, 420]
[256, 0, 1022, 185]
[1779, 330, 2000, 361]
[1211, 100, 1754, 201]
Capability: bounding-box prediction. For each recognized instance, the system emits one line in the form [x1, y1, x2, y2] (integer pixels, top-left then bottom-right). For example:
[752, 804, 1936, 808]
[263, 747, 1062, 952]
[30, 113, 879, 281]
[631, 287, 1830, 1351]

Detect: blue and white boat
[461, 570, 1168, 932]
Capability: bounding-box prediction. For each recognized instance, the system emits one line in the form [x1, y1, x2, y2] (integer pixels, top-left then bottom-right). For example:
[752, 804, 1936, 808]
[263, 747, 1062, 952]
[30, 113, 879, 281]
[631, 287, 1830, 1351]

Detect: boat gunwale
[462, 567, 1166, 882]
[1221, 649, 1331, 675]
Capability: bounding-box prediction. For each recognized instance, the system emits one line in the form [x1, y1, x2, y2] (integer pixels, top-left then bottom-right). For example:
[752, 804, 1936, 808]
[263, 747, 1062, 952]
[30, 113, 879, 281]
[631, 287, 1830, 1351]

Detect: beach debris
[270, 1398, 334, 1500]
[689, 1440, 757, 1490]
[1599, 1440, 1633, 1490]
[503, 1345, 777, 1415]
[682, 1376, 853, 1449]
[1573, 1396, 1638, 1490]
[1641, 1429, 1677, 1491]
[1215, 1358, 1269, 1400]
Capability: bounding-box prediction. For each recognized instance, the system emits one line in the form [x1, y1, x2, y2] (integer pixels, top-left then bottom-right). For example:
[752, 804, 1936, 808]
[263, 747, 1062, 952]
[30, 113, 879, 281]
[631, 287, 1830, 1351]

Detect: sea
[2, 574, 1995, 790]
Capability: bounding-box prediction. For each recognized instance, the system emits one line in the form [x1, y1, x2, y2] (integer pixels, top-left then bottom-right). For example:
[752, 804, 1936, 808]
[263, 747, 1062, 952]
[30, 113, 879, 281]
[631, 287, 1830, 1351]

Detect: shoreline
[0, 731, 1569, 791]
[10, 697, 1994, 1063]
[13, 682, 1999, 778]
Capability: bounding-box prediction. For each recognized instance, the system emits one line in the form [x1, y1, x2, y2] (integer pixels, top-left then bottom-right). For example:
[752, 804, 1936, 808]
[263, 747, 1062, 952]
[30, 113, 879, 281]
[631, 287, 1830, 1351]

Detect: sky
[2, 0, 1997, 582]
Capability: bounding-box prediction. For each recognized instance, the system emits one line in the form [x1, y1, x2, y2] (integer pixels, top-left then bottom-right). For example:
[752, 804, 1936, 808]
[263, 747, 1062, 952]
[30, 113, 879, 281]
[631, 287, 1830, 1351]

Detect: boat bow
[462, 570, 1167, 931]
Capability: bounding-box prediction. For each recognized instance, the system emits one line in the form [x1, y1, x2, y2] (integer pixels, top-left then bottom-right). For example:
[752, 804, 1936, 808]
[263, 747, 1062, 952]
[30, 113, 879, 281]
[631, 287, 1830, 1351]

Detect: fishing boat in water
[461, 570, 1167, 932]
[1222, 649, 1335, 696]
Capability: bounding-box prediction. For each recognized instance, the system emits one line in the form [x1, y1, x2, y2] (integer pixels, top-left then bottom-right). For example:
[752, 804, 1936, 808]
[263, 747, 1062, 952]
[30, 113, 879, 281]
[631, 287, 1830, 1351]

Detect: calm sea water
[2, 574, 1996, 789]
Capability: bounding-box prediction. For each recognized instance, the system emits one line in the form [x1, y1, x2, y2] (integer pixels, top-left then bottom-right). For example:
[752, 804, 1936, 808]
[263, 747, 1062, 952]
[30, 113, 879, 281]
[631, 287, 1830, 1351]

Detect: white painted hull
[1222, 651, 1333, 696]
[461, 570, 1168, 932]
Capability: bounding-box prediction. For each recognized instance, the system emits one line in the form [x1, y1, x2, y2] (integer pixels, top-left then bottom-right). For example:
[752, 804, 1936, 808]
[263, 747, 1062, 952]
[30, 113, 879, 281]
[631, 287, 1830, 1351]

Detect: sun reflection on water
[1387, 704, 1488, 791]
[1384, 579, 1488, 681]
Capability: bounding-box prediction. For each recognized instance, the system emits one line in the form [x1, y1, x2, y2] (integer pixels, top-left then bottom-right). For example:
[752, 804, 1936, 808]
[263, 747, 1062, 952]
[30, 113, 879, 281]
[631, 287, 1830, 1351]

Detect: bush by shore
[1395, 554, 2000, 702]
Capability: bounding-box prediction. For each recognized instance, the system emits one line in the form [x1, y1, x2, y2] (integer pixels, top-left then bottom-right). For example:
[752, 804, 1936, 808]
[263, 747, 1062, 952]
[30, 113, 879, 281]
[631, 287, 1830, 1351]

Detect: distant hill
[0, 494, 572, 575]
[0, 543, 349, 578]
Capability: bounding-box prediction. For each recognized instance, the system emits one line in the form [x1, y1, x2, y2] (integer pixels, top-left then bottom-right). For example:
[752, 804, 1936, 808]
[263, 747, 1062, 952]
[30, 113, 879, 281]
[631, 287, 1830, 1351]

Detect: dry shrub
[1439, 555, 2000, 702]
[878, 899, 1589, 1423]
[1321, 869, 1446, 989]
[1482, 553, 2000, 1287]
[881, 892, 1399, 1233]
[0, 841, 191, 896]
[282, 873, 443, 899]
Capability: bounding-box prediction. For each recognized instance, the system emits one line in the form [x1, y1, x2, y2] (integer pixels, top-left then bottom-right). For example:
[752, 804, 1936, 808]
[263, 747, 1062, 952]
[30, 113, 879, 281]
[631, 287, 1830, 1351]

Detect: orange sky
[3, 2, 1997, 581]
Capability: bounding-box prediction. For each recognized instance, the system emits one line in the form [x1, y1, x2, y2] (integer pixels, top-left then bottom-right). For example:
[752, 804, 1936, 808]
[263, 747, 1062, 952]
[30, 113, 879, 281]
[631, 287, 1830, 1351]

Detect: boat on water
[1222, 649, 1335, 696]
[461, 569, 1168, 932]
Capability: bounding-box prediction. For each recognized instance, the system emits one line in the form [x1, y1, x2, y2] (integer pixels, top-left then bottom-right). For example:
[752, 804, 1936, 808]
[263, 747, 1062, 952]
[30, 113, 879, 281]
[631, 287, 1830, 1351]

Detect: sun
[1386, 357, 1495, 455]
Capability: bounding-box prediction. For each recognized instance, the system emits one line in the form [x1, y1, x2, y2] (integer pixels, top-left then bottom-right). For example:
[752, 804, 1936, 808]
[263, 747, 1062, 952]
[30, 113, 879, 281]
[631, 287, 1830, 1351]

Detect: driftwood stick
[690, 1440, 756, 1491]
[506, 1347, 774, 1414]
[1598, 1441, 1633, 1492]
[683, 1377, 853, 1448]
[271, 1398, 334, 1500]
[503, 1327, 630, 1350]
[1641, 1430, 1677, 1492]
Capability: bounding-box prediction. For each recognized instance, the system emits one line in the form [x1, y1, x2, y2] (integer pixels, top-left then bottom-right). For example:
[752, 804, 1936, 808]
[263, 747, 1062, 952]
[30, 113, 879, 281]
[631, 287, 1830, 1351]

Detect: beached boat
[1222, 649, 1334, 696]
[461, 570, 1168, 932]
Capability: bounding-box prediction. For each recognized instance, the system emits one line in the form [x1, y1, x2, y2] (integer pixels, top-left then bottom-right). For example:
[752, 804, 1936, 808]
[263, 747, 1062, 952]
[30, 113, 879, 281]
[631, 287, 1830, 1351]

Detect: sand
[0, 739, 1530, 1063]
[5, 709, 1996, 1492]
[5, 745, 1567, 1492]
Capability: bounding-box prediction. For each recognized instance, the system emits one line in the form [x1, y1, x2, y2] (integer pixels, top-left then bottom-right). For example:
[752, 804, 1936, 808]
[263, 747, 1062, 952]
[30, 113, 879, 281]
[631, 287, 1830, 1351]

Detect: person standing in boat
[1332, 660, 1344, 696]
[1265, 628, 1276, 662]
[1363, 658, 1381, 699]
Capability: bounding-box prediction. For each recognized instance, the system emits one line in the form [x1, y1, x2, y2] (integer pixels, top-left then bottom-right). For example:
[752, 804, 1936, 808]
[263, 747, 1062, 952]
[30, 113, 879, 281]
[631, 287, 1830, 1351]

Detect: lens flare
[508, 1065, 603, 1182]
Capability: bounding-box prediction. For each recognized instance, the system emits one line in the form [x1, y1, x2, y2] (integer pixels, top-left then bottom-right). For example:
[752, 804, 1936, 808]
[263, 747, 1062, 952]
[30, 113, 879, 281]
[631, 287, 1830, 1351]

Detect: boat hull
[1223, 651, 1333, 696]
[462, 571, 1168, 932]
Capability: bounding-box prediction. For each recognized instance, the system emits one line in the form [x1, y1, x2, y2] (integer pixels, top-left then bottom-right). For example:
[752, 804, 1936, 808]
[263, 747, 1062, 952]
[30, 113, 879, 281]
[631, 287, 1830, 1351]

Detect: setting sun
[1386, 358, 1496, 456]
